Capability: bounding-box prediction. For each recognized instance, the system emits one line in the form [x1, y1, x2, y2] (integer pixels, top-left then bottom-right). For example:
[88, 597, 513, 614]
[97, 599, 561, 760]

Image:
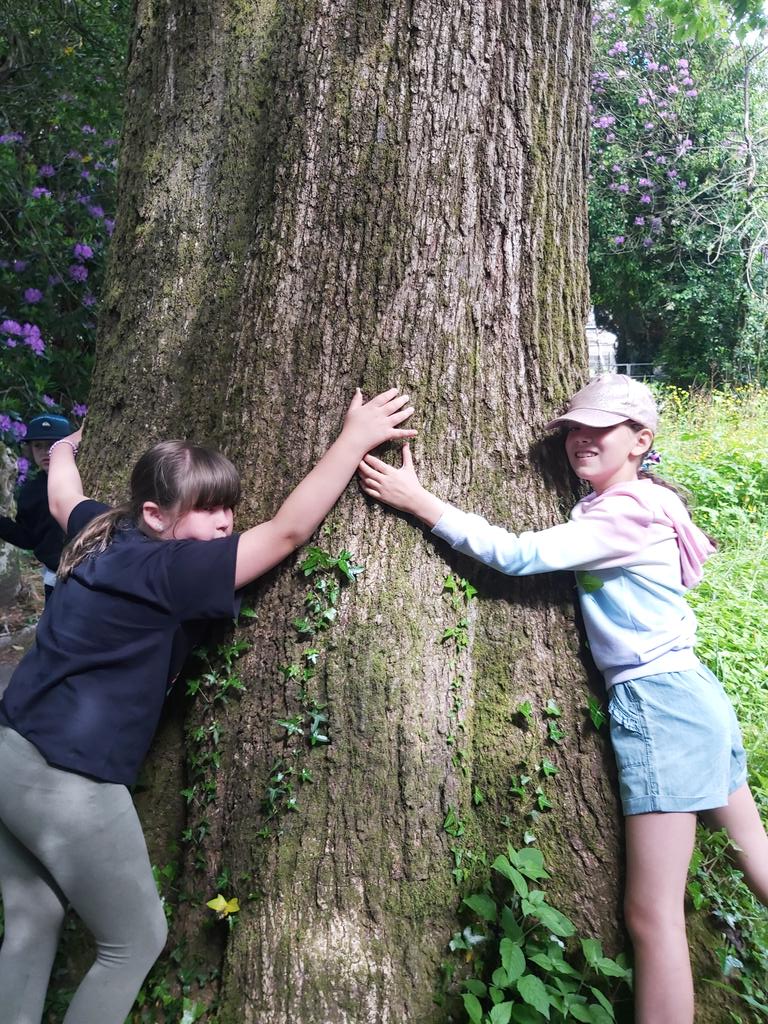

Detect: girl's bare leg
[624, 812, 697, 1024]
[700, 783, 768, 904]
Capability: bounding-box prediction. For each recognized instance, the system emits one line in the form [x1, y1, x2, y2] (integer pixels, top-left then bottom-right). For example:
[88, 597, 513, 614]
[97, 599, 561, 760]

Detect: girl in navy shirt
[0, 387, 415, 1024]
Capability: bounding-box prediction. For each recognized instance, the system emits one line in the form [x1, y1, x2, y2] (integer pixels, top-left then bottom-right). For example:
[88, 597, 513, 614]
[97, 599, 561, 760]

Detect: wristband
[49, 439, 79, 457]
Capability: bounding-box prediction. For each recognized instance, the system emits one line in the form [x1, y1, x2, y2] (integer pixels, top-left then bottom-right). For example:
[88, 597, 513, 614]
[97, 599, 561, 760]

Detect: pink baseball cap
[545, 373, 658, 432]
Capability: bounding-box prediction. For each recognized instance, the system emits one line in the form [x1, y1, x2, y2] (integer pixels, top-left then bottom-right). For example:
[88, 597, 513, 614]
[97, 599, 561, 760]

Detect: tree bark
[79, 1, 729, 1022]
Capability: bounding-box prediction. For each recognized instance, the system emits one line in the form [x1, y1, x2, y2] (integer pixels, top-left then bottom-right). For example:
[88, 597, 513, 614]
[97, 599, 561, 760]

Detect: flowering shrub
[0, 1, 128, 468]
[588, 3, 768, 383]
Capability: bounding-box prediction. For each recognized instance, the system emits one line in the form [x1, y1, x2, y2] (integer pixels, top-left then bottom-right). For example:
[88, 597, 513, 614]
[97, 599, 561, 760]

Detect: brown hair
[627, 422, 718, 548]
[58, 440, 241, 580]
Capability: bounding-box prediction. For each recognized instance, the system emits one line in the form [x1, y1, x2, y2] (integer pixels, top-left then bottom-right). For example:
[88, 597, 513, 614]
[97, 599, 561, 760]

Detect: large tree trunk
[80, 1, 725, 1022]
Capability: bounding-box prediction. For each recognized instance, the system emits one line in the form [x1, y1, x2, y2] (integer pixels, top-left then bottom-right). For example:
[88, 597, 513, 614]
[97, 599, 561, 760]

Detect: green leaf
[462, 992, 483, 1024]
[567, 1004, 592, 1022]
[490, 1003, 514, 1024]
[517, 974, 551, 1018]
[463, 892, 498, 923]
[492, 967, 510, 990]
[500, 937, 526, 982]
[501, 905, 524, 942]
[575, 570, 604, 593]
[510, 847, 549, 880]
[489, 986, 505, 1005]
[596, 956, 631, 979]
[589, 988, 616, 1019]
[464, 979, 488, 998]
[581, 938, 602, 967]
[492, 855, 529, 897]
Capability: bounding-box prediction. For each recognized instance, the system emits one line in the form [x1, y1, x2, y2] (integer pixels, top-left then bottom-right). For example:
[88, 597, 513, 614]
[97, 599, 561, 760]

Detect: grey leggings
[0, 726, 167, 1024]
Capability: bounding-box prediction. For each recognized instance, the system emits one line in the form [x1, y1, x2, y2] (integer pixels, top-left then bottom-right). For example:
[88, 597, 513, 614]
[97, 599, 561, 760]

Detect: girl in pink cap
[358, 373, 767, 1024]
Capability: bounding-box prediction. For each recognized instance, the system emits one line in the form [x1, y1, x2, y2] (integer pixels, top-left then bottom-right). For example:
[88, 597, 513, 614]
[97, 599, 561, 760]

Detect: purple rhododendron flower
[13, 260, 28, 272]
[644, 122, 654, 130]
[655, 156, 667, 164]
[640, 194, 652, 204]
[21, 323, 44, 355]
[651, 216, 662, 231]
[0, 132, 23, 144]
[646, 61, 659, 71]
[612, 164, 622, 172]
[614, 236, 625, 246]
[66, 149, 82, 160]
[677, 180, 688, 189]
[685, 89, 698, 98]
[0, 414, 11, 432]
[667, 169, 678, 178]
[23, 288, 43, 304]
[5, 338, 17, 348]
[678, 58, 689, 68]
[82, 293, 96, 308]
[618, 183, 630, 194]
[81, 124, 97, 135]
[48, 273, 63, 286]
[73, 242, 94, 261]
[16, 457, 30, 485]
[31, 187, 52, 199]
[87, 204, 105, 219]
[667, 85, 679, 95]
[638, 177, 652, 186]
[43, 394, 56, 407]
[68, 264, 89, 282]
[606, 132, 616, 141]
[38, 164, 56, 178]
[642, 238, 653, 247]
[103, 138, 117, 148]
[1, 319, 22, 335]
[637, 97, 649, 106]
[104, 218, 115, 236]
[634, 216, 646, 225]
[72, 403, 88, 417]
[12, 421, 27, 439]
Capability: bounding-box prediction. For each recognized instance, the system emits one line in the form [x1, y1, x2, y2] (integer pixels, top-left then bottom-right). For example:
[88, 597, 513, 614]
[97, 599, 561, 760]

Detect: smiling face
[564, 421, 654, 493]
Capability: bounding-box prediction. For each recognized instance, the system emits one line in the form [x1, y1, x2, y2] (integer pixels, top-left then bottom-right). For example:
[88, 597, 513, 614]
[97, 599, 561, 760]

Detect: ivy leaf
[492, 855, 529, 898]
[489, 1003, 514, 1024]
[587, 696, 606, 730]
[509, 846, 550, 880]
[576, 570, 604, 593]
[463, 892, 498, 923]
[589, 987, 616, 1019]
[462, 992, 483, 1024]
[516, 974, 551, 1018]
[464, 979, 488, 998]
[581, 938, 603, 967]
[500, 937, 526, 982]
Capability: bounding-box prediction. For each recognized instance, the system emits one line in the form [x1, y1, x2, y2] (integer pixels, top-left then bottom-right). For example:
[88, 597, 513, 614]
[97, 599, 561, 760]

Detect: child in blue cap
[0, 414, 73, 601]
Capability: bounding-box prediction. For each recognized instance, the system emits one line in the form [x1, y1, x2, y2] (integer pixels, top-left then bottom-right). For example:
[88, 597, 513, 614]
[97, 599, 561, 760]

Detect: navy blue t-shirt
[0, 500, 241, 784]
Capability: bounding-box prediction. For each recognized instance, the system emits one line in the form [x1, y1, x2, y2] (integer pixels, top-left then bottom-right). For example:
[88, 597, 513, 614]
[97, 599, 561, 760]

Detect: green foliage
[659, 383, 768, 1014]
[0, 1, 129, 452]
[452, 846, 633, 1023]
[588, 4, 768, 383]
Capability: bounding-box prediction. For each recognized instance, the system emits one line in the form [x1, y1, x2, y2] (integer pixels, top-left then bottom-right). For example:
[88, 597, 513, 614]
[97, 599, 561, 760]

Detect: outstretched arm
[357, 443, 446, 527]
[234, 388, 417, 588]
[47, 426, 86, 530]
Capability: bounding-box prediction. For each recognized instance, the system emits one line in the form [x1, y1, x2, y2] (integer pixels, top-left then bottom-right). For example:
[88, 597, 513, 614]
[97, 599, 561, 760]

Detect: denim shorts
[607, 664, 747, 816]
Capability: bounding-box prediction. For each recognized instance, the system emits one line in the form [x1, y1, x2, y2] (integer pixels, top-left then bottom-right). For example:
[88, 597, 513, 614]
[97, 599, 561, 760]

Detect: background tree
[588, 3, 768, 383]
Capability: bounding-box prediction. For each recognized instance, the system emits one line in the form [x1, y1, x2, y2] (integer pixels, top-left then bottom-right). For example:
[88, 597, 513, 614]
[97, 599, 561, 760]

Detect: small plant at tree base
[452, 845, 633, 1023]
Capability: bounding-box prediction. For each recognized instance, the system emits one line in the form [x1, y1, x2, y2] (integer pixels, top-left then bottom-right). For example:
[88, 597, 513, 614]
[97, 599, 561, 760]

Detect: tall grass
[656, 384, 768, 1018]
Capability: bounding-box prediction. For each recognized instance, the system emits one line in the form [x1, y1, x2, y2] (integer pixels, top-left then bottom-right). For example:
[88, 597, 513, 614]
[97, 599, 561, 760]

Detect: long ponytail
[58, 505, 133, 581]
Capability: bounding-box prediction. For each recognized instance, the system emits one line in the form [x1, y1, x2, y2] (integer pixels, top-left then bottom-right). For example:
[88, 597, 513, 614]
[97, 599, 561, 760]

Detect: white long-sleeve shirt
[432, 477, 715, 687]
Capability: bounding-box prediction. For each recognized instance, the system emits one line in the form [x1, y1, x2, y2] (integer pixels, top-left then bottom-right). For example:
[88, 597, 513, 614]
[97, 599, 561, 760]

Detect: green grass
[656, 384, 768, 1018]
